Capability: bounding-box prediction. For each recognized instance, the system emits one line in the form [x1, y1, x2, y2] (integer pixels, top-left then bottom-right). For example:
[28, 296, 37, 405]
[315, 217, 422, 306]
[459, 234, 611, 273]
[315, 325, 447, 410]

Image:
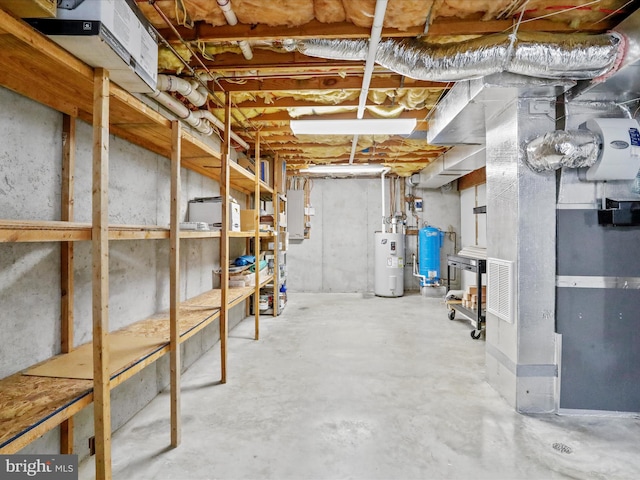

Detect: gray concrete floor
[80, 293, 640, 480]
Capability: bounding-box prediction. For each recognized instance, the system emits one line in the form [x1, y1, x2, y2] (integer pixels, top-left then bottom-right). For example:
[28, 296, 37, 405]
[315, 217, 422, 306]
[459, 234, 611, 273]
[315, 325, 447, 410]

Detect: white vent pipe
[148, 90, 213, 136]
[381, 167, 390, 232]
[191, 109, 251, 150]
[215, 0, 253, 60]
[157, 75, 208, 107]
[349, 0, 388, 164]
[216, 0, 238, 26]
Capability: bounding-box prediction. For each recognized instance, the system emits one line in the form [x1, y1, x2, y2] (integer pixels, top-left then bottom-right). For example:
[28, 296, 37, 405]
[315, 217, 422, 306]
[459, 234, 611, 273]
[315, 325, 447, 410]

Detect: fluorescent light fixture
[299, 164, 389, 175]
[290, 118, 417, 136]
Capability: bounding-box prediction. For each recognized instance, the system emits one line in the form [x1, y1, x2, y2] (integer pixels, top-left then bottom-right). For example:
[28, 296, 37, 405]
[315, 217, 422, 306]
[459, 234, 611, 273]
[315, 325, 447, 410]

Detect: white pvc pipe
[349, 0, 389, 164]
[148, 90, 213, 136]
[381, 167, 390, 232]
[157, 74, 208, 107]
[216, 0, 238, 26]
[358, 0, 388, 119]
[192, 110, 250, 150]
[238, 40, 254, 60]
[412, 254, 427, 286]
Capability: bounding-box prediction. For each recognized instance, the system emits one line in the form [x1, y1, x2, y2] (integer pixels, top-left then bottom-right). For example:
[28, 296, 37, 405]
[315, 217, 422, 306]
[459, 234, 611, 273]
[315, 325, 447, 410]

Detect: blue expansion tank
[418, 226, 444, 286]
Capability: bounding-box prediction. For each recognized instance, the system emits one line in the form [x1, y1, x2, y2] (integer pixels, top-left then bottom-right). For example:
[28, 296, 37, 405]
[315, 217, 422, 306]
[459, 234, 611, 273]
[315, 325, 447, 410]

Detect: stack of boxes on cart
[462, 285, 486, 311]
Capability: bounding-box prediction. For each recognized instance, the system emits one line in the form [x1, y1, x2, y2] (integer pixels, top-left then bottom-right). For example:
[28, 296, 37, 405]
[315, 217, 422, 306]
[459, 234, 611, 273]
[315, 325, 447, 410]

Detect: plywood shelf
[0, 220, 170, 242]
[0, 288, 251, 454]
[179, 230, 222, 239]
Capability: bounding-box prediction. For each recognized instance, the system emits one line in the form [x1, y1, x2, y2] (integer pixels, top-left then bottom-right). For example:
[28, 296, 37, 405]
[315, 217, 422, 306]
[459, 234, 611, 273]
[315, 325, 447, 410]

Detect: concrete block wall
[0, 86, 247, 460]
[287, 177, 460, 293]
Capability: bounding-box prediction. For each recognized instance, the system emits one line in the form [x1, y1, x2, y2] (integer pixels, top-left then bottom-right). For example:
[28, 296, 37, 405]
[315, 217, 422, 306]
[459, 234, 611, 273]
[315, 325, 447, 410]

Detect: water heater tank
[418, 226, 444, 286]
[374, 232, 404, 297]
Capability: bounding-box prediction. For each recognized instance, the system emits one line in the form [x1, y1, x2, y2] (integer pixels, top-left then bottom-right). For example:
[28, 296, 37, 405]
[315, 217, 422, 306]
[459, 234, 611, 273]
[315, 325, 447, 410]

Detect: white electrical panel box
[26, 0, 158, 93]
[287, 190, 305, 240]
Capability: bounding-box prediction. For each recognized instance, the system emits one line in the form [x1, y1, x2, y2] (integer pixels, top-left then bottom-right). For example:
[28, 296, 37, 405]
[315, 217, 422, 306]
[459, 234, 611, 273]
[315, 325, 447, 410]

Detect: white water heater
[374, 232, 405, 297]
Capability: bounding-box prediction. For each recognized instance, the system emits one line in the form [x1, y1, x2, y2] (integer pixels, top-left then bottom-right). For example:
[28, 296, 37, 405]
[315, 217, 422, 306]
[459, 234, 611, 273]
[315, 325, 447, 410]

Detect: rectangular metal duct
[427, 74, 574, 146]
[410, 145, 485, 188]
[569, 9, 640, 103]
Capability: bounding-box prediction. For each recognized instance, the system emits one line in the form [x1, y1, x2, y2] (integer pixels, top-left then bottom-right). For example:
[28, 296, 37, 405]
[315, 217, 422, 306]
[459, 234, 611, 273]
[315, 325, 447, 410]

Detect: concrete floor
[80, 293, 640, 480]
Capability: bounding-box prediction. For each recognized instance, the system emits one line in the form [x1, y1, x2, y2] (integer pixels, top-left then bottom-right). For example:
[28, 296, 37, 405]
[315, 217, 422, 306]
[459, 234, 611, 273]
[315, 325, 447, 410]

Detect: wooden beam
[272, 154, 281, 317]
[457, 166, 486, 191]
[92, 68, 111, 480]
[218, 76, 449, 92]
[170, 120, 181, 448]
[220, 92, 231, 384]
[157, 17, 615, 43]
[60, 114, 76, 455]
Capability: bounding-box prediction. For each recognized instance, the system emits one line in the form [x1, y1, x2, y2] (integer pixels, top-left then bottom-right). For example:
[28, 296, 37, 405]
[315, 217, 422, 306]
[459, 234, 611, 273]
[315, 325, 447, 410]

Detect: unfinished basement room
[1, 0, 640, 479]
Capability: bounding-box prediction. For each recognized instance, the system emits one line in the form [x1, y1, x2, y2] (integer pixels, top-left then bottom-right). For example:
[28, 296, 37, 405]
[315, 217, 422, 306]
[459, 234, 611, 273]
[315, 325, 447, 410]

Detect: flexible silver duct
[298, 32, 623, 82]
[524, 130, 600, 173]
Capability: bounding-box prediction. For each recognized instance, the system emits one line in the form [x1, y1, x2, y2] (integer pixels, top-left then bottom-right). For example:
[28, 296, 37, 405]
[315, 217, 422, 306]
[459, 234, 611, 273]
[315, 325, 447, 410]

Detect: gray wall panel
[557, 288, 640, 411]
[557, 209, 640, 277]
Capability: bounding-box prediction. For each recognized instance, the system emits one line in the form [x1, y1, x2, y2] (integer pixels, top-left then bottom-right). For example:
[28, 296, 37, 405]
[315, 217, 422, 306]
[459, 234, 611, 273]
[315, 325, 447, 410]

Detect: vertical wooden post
[272, 154, 280, 317]
[92, 68, 111, 480]
[254, 132, 260, 340]
[170, 121, 181, 447]
[60, 114, 75, 454]
[219, 92, 231, 384]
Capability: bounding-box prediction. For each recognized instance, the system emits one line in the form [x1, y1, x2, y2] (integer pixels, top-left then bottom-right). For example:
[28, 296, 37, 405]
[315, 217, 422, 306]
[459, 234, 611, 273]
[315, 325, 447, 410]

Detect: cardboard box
[0, 0, 56, 17]
[240, 210, 257, 231]
[189, 197, 240, 231]
[467, 286, 486, 296]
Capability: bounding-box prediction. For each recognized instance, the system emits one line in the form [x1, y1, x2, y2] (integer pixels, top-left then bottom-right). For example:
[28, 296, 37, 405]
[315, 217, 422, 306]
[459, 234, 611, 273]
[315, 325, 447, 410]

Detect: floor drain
[552, 442, 573, 454]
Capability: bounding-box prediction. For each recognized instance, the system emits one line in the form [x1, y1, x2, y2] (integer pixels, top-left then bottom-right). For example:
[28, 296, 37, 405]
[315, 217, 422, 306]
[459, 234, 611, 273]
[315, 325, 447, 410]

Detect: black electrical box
[598, 198, 640, 226]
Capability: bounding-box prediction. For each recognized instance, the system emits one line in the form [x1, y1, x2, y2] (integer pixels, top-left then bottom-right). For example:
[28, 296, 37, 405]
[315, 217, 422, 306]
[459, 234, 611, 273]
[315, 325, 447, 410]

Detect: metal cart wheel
[470, 329, 482, 340]
[448, 309, 456, 320]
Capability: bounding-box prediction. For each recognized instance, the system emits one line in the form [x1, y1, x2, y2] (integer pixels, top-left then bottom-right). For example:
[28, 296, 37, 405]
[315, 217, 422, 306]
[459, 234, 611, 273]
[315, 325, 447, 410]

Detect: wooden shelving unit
[0, 8, 286, 480]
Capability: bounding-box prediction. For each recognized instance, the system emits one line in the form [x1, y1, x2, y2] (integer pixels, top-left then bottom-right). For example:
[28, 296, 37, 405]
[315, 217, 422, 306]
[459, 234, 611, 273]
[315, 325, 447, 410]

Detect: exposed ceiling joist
[156, 17, 618, 44]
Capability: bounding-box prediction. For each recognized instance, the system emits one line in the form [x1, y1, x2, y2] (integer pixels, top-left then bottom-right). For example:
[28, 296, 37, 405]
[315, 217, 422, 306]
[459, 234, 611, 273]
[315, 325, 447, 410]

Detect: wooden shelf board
[260, 182, 274, 194]
[179, 230, 222, 239]
[229, 162, 257, 194]
[0, 221, 170, 242]
[0, 287, 256, 453]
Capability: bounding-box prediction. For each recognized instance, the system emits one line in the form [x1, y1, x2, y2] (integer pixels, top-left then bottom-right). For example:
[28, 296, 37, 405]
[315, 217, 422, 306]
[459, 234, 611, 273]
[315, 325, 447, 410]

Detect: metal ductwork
[410, 145, 486, 188]
[569, 8, 640, 103]
[427, 73, 574, 146]
[524, 130, 600, 173]
[298, 32, 623, 83]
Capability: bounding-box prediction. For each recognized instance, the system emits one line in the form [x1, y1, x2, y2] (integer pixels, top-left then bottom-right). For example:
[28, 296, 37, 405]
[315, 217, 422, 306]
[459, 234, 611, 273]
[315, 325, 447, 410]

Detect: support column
[254, 132, 260, 339]
[484, 89, 557, 413]
[170, 121, 181, 447]
[60, 114, 75, 454]
[219, 93, 231, 384]
[92, 68, 111, 480]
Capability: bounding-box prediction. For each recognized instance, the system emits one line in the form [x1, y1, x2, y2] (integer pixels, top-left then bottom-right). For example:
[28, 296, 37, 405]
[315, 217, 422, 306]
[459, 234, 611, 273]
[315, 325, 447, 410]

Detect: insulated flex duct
[297, 32, 623, 82]
[525, 130, 600, 173]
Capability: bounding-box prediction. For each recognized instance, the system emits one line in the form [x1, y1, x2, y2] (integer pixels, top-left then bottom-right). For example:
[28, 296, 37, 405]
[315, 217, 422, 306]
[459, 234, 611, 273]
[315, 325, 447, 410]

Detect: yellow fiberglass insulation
[343, 0, 436, 30]
[158, 45, 193, 74]
[314, 0, 346, 23]
[233, 0, 314, 27]
[433, 0, 515, 20]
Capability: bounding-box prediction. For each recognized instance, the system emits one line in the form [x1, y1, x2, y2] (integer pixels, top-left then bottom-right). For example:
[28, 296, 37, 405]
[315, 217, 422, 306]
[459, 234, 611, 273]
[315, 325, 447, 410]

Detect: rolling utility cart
[446, 254, 486, 339]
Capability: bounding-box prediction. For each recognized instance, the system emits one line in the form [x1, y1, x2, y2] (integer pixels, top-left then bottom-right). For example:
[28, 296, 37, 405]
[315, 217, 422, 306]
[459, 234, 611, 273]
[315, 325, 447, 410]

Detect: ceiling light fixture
[299, 164, 390, 175]
[290, 118, 417, 136]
